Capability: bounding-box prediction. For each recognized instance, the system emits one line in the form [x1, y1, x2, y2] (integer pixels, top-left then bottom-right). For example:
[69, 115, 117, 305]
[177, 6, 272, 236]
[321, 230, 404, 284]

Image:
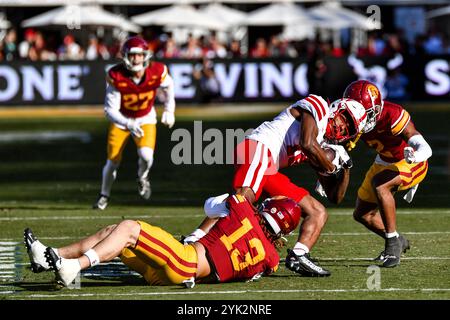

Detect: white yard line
[0, 210, 449, 222]
[12, 288, 450, 299]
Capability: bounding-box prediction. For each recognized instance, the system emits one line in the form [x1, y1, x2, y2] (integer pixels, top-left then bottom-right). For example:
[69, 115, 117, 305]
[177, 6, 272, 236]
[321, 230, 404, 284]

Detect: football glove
[182, 229, 206, 245]
[161, 111, 175, 129]
[322, 143, 352, 173]
[126, 119, 144, 138]
[403, 146, 415, 164]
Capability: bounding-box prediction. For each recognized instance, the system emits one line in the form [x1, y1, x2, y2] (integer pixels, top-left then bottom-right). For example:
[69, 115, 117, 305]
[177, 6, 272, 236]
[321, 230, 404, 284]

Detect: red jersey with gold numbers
[107, 62, 168, 118]
[361, 101, 412, 163]
[198, 195, 279, 283]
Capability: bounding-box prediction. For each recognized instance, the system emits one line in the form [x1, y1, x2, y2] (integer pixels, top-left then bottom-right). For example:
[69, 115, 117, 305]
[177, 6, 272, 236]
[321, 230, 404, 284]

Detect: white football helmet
[325, 98, 367, 144]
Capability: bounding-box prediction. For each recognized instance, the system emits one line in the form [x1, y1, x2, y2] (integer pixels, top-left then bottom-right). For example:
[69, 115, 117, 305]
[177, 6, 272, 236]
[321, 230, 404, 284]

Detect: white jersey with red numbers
[246, 95, 330, 169]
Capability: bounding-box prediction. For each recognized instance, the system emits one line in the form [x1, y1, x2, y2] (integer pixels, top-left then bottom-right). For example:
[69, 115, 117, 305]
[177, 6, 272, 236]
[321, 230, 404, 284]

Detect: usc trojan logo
[367, 84, 380, 99]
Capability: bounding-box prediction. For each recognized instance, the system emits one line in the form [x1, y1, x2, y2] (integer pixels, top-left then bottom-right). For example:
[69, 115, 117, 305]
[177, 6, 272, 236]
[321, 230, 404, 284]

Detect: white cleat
[93, 194, 109, 210]
[24, 228, 51, 273]
[138, 178, 151, 200]
[45, 247, 81, 287]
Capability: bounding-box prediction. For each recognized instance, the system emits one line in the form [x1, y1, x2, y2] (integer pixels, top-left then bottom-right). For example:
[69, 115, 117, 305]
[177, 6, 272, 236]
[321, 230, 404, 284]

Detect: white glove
[161, 111, 175, 129]
[315, 180, 328, 198]
[126, 119, 144, 138]
[183, 229, 206, 245]
[404, 146, 416, 164]
[321, 143, 352, 172]
[204, 193, 230, 218]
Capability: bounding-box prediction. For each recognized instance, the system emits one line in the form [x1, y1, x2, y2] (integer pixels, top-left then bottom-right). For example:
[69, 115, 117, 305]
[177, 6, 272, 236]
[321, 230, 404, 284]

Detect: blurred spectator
[385, 67, 409, 101]
[205, 35, 227, 59]
[18, 28, 36, 59]
[307, 39, 328, 94]
[180, 35, 203, 59]
[279, 38, 298, 58]
[58, 34, 83, 60]
[2, 28, 17, 61]
[108, 37, 122, 59]
[193, 57, 221, 103]
[424, 29, 444, 55]
[29, 31, 57, 61]
[86, 35, 110, 60]
[227, 40, 242, 58]
[159, 35, 180, 59]
[250, 38, 269, 58]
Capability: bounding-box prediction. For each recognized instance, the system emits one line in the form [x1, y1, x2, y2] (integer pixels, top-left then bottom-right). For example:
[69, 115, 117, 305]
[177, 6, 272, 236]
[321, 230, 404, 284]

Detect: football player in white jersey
[182, 95, 367, 277]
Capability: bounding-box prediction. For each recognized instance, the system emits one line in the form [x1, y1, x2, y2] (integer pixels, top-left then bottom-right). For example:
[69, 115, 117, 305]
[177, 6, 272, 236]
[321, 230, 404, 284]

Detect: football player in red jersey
[182, 97, 367, 277]
[24, 196, 300, 287]
[343, 80, 432, 267]
[93, 36, 176, 210]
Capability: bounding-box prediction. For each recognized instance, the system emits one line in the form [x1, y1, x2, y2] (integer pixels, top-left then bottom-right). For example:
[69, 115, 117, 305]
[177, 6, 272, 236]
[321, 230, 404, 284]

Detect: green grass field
[0, 103, 449, 300]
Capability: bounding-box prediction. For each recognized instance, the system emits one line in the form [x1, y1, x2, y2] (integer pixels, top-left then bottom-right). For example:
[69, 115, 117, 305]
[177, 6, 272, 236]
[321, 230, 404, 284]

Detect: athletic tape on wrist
[84, 249, 100, 267]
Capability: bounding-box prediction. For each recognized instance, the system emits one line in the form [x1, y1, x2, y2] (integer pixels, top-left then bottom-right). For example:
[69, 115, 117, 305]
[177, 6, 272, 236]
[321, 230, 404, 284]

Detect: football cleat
[45, 247, 81, 287]
[381, 236, 404, 268]
[137, 178, 151, 200]
[374, 234, 410, 262]
[92, 194, 109, 210]
[285, 249, 331, 277]
[24, 228, 51, 273]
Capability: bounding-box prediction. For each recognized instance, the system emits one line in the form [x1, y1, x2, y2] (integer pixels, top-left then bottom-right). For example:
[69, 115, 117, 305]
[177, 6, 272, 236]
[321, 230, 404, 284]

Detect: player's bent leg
[296, 195, 328, 249]
[284, 195, 330, 277]
[57, 224, 118, 259]
[46, 220, 140, 287]
[371, 170, 405, 267]
[353, 198, 385, 238]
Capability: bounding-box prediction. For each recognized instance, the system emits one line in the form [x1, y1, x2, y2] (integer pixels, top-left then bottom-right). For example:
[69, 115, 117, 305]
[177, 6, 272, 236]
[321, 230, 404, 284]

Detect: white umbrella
[0, 13, 11, 29]
[311, 1, 381, 30]
[245, 2, 317, 27]
[427, 5, 450, 19]
[21, 5, 142, 33]
[198, 3, 247, 27]
[131, 4, 228, 31]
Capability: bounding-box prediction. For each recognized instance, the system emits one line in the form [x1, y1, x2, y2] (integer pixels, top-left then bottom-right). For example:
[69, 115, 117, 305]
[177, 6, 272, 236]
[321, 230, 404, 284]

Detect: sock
[385, 231, 399, 239]
[101, 160, 119, 196]
[84, 249, 100, 267]
[138, 147, 154, 179]
[293, 242, 310, 256]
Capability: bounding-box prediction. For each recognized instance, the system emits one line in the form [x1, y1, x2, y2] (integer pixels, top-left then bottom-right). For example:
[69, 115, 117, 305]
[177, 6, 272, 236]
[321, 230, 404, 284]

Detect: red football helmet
[258, 196, 301, 236]
[343, 80, 383, 132]
[121, 36, 152, 72]
[325, 98, 367, 144]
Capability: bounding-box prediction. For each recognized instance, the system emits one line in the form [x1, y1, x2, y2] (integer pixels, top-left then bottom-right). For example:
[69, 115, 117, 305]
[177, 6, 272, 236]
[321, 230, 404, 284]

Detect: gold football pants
[120, 221, 198, 285]
[107, 123, 156, 163]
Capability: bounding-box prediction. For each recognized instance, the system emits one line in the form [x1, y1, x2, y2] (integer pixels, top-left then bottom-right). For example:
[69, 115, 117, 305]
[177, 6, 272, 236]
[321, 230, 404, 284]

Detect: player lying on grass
[24, 195, 300, 287]
[181, 96, 368, 277]
[339, 80, 432, 268]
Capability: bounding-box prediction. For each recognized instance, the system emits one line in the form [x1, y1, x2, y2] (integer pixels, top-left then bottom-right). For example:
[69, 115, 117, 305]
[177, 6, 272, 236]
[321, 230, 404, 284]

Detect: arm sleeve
[158, 71, 176, 114]
[408, 134, 432, 163]
[203, 193, 230, 218]
[104, 83, 130, 127]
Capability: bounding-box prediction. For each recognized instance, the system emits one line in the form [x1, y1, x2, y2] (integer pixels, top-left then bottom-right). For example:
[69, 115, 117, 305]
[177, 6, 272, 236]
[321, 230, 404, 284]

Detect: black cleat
[374, 234, 410, 262]
[285, 249, 331, 277]
[382, 236, 403, 268]
[24, 228, 48, 273]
